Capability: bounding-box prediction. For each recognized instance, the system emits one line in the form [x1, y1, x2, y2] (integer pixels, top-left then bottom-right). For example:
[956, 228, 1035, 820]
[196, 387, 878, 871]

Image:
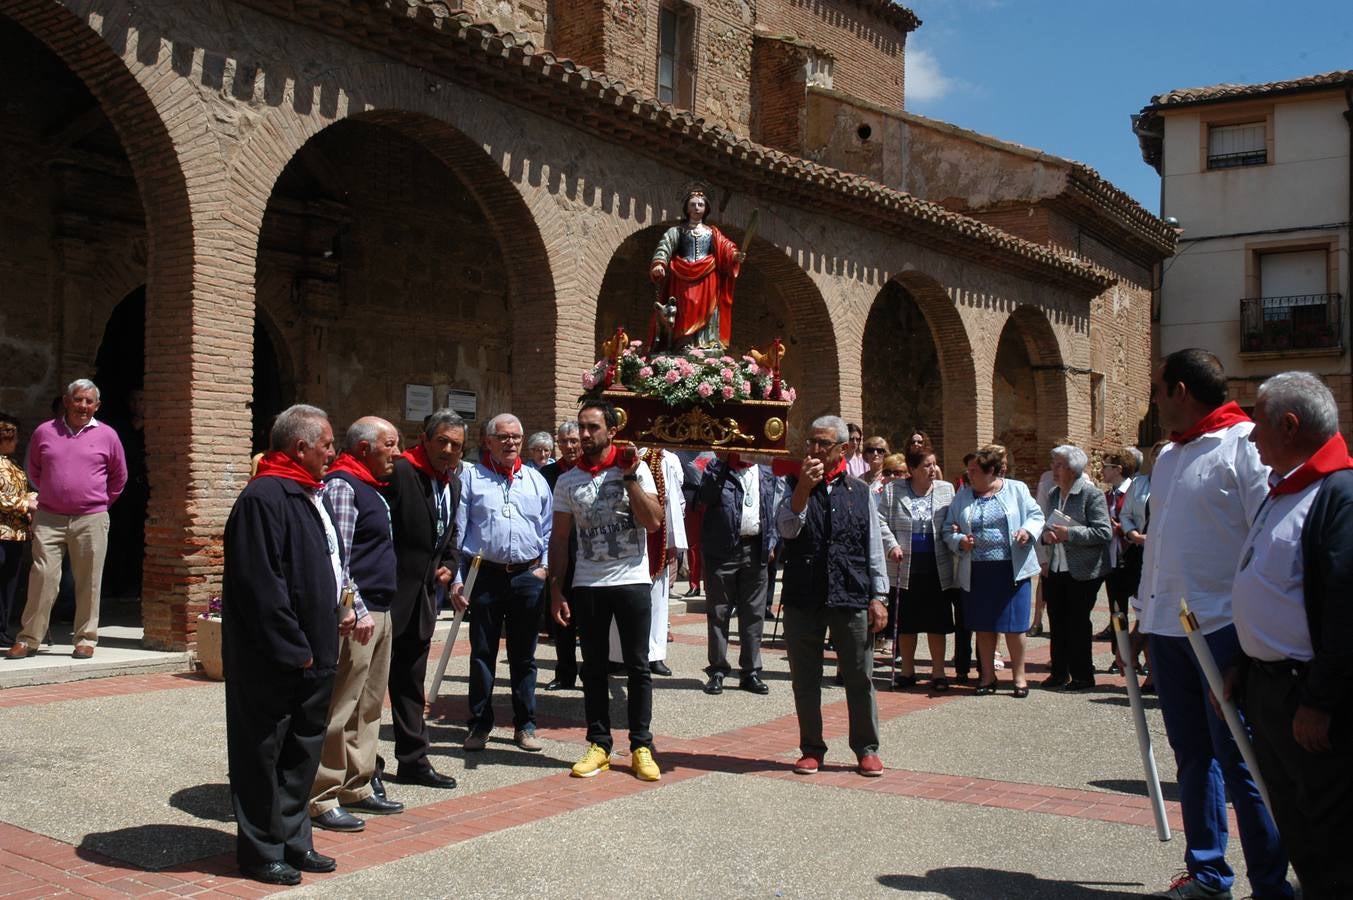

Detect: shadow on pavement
[878, 868, 1146, 898]
[1091, 695, 1162, 710]
[1087, 777, 1181, 803]
[168, 782, 234, 822]
[77, 823, 233, 871]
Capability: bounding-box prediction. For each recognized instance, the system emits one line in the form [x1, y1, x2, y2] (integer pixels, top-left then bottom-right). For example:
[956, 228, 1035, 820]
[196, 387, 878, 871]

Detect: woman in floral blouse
[0, 413, 33, 649]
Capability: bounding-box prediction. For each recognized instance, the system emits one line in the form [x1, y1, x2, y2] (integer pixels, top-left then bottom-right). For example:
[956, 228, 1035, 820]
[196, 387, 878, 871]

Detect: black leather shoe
[1041, 675, 1070, 690]
[544, 677, 577, 691]
[1061, 678, 1095, 692]
[395, 766, 458, 789]
[349, 794, 405, 815]
[370, 770, 387, 800]
[740, 673, 769, 695]
[240, 861, 301, 885]
[650, 660, 672, 676]
[311, 808, 365, 832]
[703, 673, 724, 695]
[287, 850, 336, 873]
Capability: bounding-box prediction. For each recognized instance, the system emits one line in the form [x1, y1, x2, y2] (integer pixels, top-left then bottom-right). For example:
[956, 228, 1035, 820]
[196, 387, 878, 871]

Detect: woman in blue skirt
[944, 444, 1044, 697]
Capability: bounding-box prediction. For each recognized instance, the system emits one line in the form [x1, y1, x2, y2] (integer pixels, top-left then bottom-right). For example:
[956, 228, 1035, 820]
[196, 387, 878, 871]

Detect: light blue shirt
[454, 461, 552, 583]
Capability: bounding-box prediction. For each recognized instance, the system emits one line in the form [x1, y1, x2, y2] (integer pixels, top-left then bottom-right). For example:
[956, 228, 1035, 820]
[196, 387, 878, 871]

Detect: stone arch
[594, 224, 838, 442]
[993, 305, 1069, 486]
[0, 0, 211, 648]
[858, 271, 977, 476]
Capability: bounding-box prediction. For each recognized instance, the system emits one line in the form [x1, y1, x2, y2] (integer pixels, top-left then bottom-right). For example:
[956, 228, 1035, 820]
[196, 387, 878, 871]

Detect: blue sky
[903, 0, 1353, 214]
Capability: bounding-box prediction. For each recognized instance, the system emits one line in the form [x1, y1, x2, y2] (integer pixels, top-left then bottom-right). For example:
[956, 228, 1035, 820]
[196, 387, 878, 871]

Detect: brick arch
[0, 0, 222, 648]
[226, 89, 562, 432]
[884, 270, 980, 476]
[994, 305, 1070, 485]
[593, 225, 837, 441]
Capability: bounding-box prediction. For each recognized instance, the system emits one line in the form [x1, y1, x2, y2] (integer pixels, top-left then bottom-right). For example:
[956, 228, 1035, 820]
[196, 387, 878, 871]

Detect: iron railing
[1240, 292, 1342, 353]
[1208, 149, 1267, 169]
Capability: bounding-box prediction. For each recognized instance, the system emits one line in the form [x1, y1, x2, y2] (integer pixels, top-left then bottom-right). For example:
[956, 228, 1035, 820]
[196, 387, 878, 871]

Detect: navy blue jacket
[1297, 469, 1353, 715]
[325, 470, 397, 612]
[699, 460, 780, 565]
[222, 475, 342, 681]
[779, 474, 873, 610]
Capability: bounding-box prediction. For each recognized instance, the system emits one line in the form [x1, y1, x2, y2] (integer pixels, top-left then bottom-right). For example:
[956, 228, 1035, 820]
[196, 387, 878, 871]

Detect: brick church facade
[0, 0, 1175, 648]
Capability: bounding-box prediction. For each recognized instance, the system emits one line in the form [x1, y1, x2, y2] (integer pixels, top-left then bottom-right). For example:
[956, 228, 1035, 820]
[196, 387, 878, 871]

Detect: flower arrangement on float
[581, 340, 795, 407]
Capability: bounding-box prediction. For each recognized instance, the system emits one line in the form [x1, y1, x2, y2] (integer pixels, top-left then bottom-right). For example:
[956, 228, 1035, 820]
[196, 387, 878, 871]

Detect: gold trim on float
[764, 417, 785, 441]
[638, 408, 756, 448]
[614, 407, 628, 430]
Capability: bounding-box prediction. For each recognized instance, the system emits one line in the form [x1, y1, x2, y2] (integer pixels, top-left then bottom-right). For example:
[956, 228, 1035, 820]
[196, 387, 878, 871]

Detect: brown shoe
[463, 728, 490, 752]
[72, 645, 94, 660]
[513, 729, 543, 752]
[6, 643, 35, 660]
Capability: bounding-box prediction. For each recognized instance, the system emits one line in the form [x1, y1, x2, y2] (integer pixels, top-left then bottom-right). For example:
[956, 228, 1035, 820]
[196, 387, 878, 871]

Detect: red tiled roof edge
[1145, 69, 1353, 109]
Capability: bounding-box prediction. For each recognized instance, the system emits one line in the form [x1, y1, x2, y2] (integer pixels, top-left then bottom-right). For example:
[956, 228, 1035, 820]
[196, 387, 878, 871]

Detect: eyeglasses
[492, 434, 524, 443]
[862, 447, 887, 456]
[804, 438, 840, 450]
[883, 469, 906, 477]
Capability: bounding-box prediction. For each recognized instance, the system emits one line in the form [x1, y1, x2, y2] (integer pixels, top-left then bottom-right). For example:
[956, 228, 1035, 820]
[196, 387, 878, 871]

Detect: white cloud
[905, 47, 955, 104]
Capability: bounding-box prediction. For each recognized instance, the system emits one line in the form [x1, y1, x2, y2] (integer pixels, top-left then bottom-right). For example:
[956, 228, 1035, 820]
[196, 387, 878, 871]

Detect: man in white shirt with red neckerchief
[1133, 349, 1290, 900]
[1227, 371, 1353, 899]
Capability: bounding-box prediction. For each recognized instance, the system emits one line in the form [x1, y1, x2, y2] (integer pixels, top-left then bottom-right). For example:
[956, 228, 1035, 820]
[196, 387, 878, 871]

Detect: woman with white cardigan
[944, 444, 1044, 697]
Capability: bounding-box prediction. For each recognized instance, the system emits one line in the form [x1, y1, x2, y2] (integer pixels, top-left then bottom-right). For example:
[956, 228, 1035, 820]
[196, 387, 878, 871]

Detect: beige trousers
[19, 509, 109, 649]
[309, 609, 393, 815]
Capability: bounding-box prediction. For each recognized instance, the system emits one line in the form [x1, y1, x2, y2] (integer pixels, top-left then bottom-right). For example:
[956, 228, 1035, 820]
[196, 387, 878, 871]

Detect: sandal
[1012, 683, 1029, 699]
[931, 677, 950, 692]
[974, 680, 998, 696]
[892, 674, 918, 689]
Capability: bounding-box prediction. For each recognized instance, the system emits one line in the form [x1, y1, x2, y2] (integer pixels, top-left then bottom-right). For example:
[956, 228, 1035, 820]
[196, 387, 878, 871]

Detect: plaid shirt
[322, 478, 371, 619]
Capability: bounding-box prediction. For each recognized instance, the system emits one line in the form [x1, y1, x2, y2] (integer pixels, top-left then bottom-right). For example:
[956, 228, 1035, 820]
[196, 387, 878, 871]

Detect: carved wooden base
[602, 389, 791, 455]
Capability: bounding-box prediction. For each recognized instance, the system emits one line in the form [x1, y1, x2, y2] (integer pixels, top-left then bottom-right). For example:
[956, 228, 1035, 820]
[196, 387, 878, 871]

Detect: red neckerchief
[404, 443, 450, 485]
[1169, 401, 1251, 444]
[575, 444, 617, 476]
[1270, 433, 1353, 498]
[326, 452, 384, 488]
[485, 455, 523, 483]
[724, 452, 754, 471]
[252, 451, 323, 490]
[823, 457, 848, 484]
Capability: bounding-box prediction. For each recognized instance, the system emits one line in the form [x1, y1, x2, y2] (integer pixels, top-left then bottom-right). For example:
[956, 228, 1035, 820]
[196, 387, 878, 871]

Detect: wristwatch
[623, 473, 639, 482]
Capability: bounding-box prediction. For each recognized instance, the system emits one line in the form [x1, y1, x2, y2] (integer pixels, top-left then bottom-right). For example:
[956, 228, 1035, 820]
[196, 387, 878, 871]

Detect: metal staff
[429, 553, 481, 704]
[1178, 598, 1276, 818]
[1112, 612, 1171, 842]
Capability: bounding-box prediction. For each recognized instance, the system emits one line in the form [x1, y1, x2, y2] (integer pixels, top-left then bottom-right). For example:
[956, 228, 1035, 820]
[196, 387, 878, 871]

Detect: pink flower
[639, 366, 654, 378]
[783, 387, 797, 402]
[721, 385, 735, 399]
[689, 348, 705, 358]
[721, 355, 735, 364]
[720, 368, 734, 382]
[746, 362, 761, 376]
[678, 361, 696, 376]
[582, 372, 597, 389]
[741, 380, 751, 393]
[629, 340, 643, 348]
[665, 370, 681, 384]
[697, 382, 714, 397]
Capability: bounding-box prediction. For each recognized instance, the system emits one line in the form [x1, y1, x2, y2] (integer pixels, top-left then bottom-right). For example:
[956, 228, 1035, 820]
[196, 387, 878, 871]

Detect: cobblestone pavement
[0, 605, 1275, 898]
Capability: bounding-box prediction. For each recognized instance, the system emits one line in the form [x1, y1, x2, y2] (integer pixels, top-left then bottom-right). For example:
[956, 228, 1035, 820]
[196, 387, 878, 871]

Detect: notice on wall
[447, 389, 477, 422]
[404, 384, 434, 422]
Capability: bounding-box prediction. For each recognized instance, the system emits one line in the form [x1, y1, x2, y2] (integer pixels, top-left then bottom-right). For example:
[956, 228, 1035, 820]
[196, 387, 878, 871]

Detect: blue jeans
[1150, 628, 1291, 898]
[466, 567, 546, 732]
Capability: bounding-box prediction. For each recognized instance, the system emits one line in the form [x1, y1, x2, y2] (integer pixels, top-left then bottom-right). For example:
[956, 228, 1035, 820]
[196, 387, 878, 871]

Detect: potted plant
[195, 596, 224, 681]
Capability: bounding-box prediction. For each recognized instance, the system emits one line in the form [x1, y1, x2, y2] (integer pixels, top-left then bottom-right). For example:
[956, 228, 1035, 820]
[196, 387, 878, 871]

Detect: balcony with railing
[1240, 293, 1343, 353]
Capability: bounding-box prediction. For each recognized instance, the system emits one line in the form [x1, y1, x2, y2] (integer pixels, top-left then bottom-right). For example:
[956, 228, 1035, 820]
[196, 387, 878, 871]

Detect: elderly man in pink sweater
[8, 379, 127, 660]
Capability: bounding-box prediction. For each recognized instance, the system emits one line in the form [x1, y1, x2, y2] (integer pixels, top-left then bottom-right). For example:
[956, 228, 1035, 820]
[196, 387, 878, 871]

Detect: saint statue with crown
[647, 185, 746, 352]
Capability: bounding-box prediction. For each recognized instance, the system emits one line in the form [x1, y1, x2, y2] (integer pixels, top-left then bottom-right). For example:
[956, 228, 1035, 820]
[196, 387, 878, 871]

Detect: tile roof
[245, 0, 1110, 291]
[1146, 69, 1353, 108]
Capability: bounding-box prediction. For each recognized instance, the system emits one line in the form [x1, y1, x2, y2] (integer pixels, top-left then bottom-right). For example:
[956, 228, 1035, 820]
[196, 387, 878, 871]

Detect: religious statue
[647, 188, 747, 352]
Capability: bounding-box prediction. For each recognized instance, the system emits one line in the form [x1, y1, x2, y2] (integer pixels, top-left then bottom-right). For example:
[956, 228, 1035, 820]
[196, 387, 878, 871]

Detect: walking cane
[428, 553, 482, 704]
[889, 552, 902, 688]
[1178, 598, 1276, 820]
[766, 566, 782, 648]
[1112, 612, 1171, 842]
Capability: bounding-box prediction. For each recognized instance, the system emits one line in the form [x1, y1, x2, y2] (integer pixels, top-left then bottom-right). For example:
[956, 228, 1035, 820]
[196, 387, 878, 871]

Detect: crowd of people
[2, 347, 1349, 896]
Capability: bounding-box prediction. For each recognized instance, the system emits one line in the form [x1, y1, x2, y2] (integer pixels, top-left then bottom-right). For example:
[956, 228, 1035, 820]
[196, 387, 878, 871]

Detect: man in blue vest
[776, 415, 889, 778]
[309, 417, 406, 833]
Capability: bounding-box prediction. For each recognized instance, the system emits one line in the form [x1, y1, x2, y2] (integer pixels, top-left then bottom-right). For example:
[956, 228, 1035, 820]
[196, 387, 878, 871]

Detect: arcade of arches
[0, 0, 1159, 649]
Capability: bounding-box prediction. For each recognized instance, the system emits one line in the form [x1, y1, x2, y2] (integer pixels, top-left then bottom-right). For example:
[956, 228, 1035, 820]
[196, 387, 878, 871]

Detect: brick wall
[861, 281, 945, 464]
[755, 0, 906, 109]
[548, 0, 607, 69]
[749, 36, 808, 153]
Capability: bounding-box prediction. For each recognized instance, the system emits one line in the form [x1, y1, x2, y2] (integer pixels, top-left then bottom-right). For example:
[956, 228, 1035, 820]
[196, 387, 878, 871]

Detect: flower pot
[196, 617, 225, 681]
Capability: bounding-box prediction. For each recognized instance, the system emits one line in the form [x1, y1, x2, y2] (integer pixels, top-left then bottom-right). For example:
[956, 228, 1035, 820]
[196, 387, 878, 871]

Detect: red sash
[251, 451, 322, 490]
[575, 444, 618, 476]
[326, 452, 384, 488]
[486, 455, 522, 483]
[1169, 401, 1251, 444]
[1270, 433, 1353, 498]
[404, 443, 450, 485]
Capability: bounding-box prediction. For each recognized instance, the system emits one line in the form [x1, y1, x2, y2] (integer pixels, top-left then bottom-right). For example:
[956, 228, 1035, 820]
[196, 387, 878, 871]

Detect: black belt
[1250, 658, 1307, 678]
[479, 556, 541, 575]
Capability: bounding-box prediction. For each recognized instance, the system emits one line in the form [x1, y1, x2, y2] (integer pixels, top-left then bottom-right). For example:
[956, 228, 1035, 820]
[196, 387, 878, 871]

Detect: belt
[1250, 658, 1307, 678]
[479, 555, 541, 575]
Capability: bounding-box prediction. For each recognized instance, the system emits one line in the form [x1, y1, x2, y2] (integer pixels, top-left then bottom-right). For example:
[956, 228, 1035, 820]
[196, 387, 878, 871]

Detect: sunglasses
[862, 447, 887, 456]
[883, 469, 906, 477]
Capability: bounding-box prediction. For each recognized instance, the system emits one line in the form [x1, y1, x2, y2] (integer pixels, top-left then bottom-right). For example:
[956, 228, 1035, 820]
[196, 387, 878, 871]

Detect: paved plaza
[0, 602, 1267, 898]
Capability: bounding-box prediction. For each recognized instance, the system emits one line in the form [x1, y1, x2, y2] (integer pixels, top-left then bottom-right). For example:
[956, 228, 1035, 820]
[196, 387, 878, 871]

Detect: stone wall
[754, 0, 906, 110]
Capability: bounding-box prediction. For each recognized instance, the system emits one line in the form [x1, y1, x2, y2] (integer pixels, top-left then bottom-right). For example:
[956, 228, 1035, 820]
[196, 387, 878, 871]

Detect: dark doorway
[251, 318, 287, 454]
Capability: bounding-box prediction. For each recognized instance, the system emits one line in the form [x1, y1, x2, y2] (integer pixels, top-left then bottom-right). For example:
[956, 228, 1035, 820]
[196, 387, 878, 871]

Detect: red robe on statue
[652, 226, 741, 348]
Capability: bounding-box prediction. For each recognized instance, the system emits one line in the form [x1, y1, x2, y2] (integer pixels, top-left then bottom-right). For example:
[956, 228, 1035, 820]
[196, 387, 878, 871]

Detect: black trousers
[573, 583, 653, 753]
[0, 540, 23, 646]
[1246, 663, 1353, 898]
[1104, 545, 1142, 622]
[466, 568, 544, 731]
[226, 671, 334, 868]
[1044, 571, 1101, 682]
[951, 594, 972, 675]
[388, 616, 433, 772]
[704, 538, 767, 676]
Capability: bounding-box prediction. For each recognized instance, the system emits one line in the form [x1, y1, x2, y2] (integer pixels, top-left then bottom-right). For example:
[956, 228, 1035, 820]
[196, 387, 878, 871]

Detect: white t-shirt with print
[553, 463, 657, 587]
